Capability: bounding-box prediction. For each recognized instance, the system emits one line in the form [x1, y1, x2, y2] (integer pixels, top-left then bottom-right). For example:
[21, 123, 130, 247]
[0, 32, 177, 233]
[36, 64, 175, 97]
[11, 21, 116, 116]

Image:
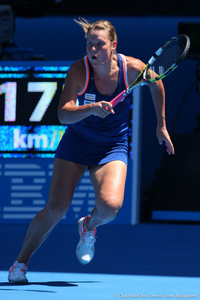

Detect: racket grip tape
[110, 90, 128, 107]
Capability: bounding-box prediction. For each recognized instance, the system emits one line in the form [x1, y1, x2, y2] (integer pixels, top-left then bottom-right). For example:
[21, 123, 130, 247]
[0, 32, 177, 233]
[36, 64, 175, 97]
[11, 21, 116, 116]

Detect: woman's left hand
[156, 126, 175, 155]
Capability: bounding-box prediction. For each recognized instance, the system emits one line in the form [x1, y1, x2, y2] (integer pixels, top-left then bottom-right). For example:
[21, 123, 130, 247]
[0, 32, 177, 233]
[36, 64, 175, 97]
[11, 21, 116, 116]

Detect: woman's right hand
[92, 101, 115, 118]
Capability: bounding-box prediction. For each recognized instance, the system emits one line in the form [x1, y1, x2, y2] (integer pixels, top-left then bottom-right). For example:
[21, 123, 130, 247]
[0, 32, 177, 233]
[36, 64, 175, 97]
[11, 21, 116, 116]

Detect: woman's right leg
[15, 158, 88, 265]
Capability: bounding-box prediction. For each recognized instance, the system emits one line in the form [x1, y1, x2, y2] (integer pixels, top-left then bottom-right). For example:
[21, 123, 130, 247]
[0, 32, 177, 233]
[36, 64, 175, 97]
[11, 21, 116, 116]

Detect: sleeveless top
[55, 53, 133, 166]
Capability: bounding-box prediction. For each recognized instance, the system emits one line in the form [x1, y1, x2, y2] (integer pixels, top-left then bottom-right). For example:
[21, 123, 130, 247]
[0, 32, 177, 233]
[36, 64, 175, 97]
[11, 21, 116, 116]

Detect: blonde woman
[8, 18, 174, 284]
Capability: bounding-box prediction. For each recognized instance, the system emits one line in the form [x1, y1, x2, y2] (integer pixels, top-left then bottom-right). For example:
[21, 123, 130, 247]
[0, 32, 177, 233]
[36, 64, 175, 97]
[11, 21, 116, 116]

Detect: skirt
[55, 128, 129, 166]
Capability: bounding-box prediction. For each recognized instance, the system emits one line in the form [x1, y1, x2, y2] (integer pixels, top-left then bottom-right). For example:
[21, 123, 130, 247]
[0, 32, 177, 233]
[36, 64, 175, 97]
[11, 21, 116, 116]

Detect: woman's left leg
[75, 160, 127, 264]
[86, 160, 127, 231]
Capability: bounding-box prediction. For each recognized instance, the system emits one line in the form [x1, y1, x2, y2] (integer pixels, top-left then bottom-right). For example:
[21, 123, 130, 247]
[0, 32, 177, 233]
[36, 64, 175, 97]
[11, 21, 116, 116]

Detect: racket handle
[110, 90, 128, 107]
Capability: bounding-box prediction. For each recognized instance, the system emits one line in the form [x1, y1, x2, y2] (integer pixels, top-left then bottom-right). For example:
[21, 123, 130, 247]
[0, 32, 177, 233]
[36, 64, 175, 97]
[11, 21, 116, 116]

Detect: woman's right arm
[57, 61, 114, 125]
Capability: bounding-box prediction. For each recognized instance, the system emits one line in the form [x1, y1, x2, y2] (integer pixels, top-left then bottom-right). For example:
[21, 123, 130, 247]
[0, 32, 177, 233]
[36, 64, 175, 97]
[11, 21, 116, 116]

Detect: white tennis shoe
[8, 260, 28, 284]
[76, 216, 96, 264]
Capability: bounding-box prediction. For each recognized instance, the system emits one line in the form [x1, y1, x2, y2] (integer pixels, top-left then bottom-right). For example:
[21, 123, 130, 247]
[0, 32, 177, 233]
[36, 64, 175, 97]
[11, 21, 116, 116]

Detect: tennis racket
[110, 34, 190, 107]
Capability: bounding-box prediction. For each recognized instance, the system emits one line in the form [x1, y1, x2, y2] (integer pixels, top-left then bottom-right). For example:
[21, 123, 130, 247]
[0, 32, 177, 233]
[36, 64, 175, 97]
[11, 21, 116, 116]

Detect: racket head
[144, 34, 190, 82]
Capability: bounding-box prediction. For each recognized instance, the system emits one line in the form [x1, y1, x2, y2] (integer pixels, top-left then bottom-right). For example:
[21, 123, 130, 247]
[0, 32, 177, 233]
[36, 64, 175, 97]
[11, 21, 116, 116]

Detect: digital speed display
[0, 60, 133, 159]
[0, 62, 72, 158]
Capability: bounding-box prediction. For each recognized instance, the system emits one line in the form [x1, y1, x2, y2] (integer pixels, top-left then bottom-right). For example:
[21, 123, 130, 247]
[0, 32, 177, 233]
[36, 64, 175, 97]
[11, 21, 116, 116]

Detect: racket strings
[148, 37, 187, 79]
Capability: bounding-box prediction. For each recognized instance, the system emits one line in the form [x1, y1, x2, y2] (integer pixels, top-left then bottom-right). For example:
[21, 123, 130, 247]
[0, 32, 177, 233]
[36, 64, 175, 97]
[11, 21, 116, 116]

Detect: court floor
[0, 271, 199, 300]
[1, 223, 200, 299]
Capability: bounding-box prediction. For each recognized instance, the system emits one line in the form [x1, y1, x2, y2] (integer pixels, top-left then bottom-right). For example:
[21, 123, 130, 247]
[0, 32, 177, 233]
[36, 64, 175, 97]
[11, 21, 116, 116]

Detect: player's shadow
[0, 280, 99, 287]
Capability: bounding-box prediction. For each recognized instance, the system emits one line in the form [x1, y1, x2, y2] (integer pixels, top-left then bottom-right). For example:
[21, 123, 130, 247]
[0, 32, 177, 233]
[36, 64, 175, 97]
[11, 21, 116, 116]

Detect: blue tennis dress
[55, 53, 133, 166]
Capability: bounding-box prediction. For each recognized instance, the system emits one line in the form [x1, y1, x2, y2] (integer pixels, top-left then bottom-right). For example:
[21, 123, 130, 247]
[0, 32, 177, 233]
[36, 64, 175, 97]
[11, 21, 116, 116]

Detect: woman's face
[86, 29, 116, 67]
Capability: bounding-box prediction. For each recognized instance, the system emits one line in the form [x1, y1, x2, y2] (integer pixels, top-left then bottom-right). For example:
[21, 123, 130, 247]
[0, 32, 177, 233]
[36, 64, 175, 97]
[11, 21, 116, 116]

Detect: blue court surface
[0, 223, 200, 299]
[0, 271, 199, 300]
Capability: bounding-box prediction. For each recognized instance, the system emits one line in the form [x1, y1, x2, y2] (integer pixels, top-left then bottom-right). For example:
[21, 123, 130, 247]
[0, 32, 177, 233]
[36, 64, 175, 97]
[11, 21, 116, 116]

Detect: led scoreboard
[0, 61, 71, 158]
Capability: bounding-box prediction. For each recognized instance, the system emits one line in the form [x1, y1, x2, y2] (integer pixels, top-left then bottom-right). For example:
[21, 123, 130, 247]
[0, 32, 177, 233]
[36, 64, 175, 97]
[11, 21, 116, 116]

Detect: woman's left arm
[126, 56, 175, 155]
[149, 80, 175, 155]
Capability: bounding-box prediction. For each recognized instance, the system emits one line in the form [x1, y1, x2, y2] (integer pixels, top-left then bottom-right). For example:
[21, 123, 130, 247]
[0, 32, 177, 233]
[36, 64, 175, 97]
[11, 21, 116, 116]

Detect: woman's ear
[112, 41, 117, 52]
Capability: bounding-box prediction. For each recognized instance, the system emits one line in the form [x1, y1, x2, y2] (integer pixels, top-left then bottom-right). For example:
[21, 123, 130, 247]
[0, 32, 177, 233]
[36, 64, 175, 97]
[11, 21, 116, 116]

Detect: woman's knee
[96, 197, 123, 222]
[44, 196, 71, 224]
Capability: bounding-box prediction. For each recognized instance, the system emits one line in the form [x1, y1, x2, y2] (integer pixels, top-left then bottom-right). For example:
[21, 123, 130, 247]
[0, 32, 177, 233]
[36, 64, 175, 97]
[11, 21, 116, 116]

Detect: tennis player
[8, 18, 175, 284]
